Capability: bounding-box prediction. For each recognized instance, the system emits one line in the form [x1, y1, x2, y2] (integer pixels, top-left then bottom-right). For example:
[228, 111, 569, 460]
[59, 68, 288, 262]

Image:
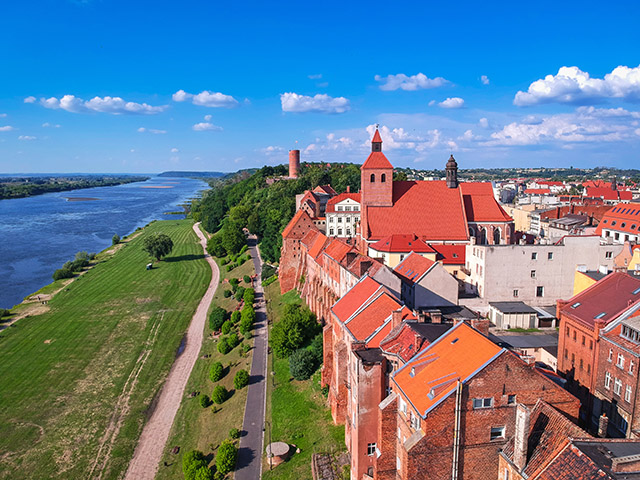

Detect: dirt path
[123, 222, 219, 480]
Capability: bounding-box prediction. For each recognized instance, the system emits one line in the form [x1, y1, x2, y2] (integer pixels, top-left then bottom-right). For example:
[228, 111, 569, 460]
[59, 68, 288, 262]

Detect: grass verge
[262, 280, 345, 480]
[0, 219, 211, 480]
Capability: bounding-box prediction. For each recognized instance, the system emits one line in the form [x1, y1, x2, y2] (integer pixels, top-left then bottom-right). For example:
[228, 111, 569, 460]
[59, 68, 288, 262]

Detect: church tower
[446, 154, 458, 189]
[360, 128, 393, 207]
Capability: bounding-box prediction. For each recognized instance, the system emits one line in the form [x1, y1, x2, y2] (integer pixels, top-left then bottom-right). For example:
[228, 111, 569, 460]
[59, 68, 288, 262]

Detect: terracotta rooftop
[300, 228, 321, 250]
[361, 151, 394, 170]
[322, 238, 353, 264]
[394, 252, 437, 285]
[560, 272, 640, 329]
[460, 182, 513, 222]
[372, 129, 382, 144]
[369, 234, 436, 254]
[431, 244, 466, 265]
[313, 185, 337, 195]
[380, 321, 453, 363]
[587, 187, 633, 202]
[595, 203, 640, 236]
[281, 209, 316, 239]
[393, 322, 503, 417]
[525, 188, 552, 195]
[331, 276, 383, 323]
[307, 232, 329, 260]
[325, 192, 361, 213]
[365, 181, 469, 241]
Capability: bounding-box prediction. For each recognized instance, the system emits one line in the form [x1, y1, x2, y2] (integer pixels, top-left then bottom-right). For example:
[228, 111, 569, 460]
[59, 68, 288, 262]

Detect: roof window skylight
[594, 312, 606, 319]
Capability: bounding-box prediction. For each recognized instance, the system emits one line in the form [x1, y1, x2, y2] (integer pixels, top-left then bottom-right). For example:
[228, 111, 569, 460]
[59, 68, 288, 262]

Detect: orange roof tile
[460, 182, 513, 222]
[369, 234, 436, 254]
[430, 244, 466, 265]
[365, 181, 468, 241]
[372, 129, 382, 143]
[394, 252, 436, 284]
[524, 188, 552, 195]
[331, 276, 383, 323]
[322, 238, 353, 263]
[313, 185, 337, 195]
[362, 151, 393, 170]
[587, 187, 632, 201]
[595, 203, 640, 236]
[300, 229, 320, 249]
[393, 322, 503, 416]
[281, 209, 316, 239]
[308, 232, 329, 260]
[326, 192, 361, 213]
[345, 293, 412, 346]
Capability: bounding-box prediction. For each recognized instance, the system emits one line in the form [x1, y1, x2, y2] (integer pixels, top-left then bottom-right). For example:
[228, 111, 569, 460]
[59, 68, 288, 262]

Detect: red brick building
[557, 272, 640, 427]
[377, 323, 578, 480]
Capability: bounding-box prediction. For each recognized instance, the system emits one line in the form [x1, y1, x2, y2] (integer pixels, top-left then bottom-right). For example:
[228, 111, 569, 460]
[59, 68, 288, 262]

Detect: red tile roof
[583, 180, 613, 189]
[601, 324, 640, 355]
[431, 244, 466, 265]
[362, 151, 393, 170]
[308, 232, 329, 260]
[394, 252, 436, 284]
[525, 188, 552, 195]
[322, 238, 353, 263]
[372, 129, 382, 143]
[325, 192, 361, 213]
[460, 182, 513, 222]
[595, 203, 640, 236]
[344, 293, 413, 347]
[560, 272, 640, 329]
[536, 442, 608, 480]
[586, 187, 632, 201]
[313, 185, 337, 195]
[300, 229, 321, 249]
[281, 209, 316, 239]
[331, 276, 383, 323]
[365, 181, 468, 241]
[369, 234, 436, 254]
[393, 322, 503, 416]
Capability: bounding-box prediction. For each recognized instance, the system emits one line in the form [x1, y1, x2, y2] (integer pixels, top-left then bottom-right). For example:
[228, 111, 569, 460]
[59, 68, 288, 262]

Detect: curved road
[124, 222, 220, 480]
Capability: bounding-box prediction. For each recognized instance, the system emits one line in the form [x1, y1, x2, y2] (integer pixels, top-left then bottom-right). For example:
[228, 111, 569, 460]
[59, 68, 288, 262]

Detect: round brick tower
[289, 149, 300, 179]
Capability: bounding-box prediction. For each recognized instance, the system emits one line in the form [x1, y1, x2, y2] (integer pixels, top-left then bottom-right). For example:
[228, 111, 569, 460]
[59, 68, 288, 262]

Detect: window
[573, 331, 577, 341]
[338, 229, 343, 236]
[606, 251, 613, 259]
[381, 173, 386, 183]
[346, 229, 351, 236]
[564, 348, 568, 359]
[344, 206, 351, 211]
[507, 394, 516, 405]
[513, 289, 519, 298]
[385, 386, 392, 396]
[582, 335, 586, 346]
[548, 252, 554, 260]
[531, 252, 538, 260]
[410, 411, 420, 430]
[605, 372, 611, 389]
[367, 443, 376, 456]
[490, 426, 506, 441]
[617, 354, 625, 369]
[473, 397, 493, 409]
[590, 339, 593, 350]
[337, 217, 342, 223]
[345, 216, 350, 223]
[587, 363, 591, 374]
[400, 399, 407, 415]
[614, 378, 622, 396]
[630, 361, 635, 375]
[400, 254, 405, 261]
[337, 206, 343, 211]
[580, 359, 584, 370]
[609, 349, 613, 362]
[536, 286, 544, 297]
[370, 173, 375, 182]
[531, 270, 536, 278]
[329, 228, 334, 235]
[571, 353, 575, 364]
[329, 216, 334, 223]
[566, 327, 570, 337]
[626, 385, 633, 402]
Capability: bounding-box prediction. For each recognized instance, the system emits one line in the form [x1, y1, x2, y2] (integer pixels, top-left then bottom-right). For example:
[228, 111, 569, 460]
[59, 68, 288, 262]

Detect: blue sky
[1, 0, 640, 173]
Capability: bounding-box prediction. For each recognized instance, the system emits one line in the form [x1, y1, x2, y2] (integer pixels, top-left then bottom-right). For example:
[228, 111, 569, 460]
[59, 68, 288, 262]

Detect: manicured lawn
[0, 219, 211, 480]
[156, 254, 256, 480]
[262, 281, 345, 480]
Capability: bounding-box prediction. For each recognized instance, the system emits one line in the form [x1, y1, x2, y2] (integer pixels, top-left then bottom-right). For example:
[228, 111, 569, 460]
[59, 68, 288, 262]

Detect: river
[0, 176, 208, 309]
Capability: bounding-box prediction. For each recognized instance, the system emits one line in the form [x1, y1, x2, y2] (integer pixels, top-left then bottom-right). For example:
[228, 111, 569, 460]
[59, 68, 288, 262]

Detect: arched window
[370, 173, 375, 183]
[479, 227, 487, 245]
[469, 227, 475, 238]
[381, 173, 386, 183]
[493, 227, 501, 245]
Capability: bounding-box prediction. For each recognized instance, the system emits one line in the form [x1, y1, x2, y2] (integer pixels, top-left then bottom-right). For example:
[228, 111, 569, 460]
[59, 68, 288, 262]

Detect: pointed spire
[372, 128, 382, 152]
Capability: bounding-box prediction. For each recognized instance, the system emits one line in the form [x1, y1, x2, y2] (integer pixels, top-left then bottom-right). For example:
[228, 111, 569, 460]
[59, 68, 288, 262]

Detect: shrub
[270, 305, 320, 359]
[209, 361, 224, 382]
[222, 256, 230, 265]
[53, 268, 74, 281]
[216, 439, 238, 476]
[206, 235, 226, 258]
[262, 275, 277, 287]
[182, 450, 207, 480]
[241, 343, 251, 354]
[234, 369, 249, 389]
[221, 320, 232, 335]
[289, 348, 317, 381]
[227, 332, 240, 349]
[261, 264, 276, 281]
[229, 427, 241, 439]
[309, 333, 323, 366]
[193, 466, 213, 480]
[112, 234, 120, 245]
[229, 278, 239, 292]
[212, 385, 228, 404]
[230, 311, 241, 324]
[209, 306, 227, 331]
[243, 288, 255, 305]
[226, 264, 234, 272]
[235, 286, 245, 301]
[199, 394, 211, 408]
[243, 274, 251, 284]
[223, 289, 232, 298]
[217, 337, 231, 355]
[239, 244, 248, 255]
[0, 308, 10, 318]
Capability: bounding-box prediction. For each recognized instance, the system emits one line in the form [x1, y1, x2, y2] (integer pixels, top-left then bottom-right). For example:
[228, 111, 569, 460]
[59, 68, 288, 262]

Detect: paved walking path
[234, 235, 269, 479]
[124, 222, 220, 480]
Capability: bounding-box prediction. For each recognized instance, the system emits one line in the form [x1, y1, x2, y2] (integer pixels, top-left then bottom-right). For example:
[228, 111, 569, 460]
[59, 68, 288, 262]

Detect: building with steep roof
[394, 252, 459, 309]
[325, 188, 361, 239]
[596, 203, 640, 244]
[375, 323, 578, 480]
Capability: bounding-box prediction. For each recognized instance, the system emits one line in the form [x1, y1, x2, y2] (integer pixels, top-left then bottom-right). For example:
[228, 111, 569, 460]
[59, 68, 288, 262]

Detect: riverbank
[0, 219, 211, 480]
[0, 175, 149, 200]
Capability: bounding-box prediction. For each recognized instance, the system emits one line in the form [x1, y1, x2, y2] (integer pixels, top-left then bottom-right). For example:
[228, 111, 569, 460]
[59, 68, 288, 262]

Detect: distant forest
[157, 171, 227, 179]
[0, 175, 149, 200]
[192, 163, 361, 263]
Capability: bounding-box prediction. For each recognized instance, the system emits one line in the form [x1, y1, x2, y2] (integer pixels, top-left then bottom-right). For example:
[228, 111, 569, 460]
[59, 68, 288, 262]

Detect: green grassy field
[156, 255, 256, 480]
[0, 219, 211, 480]
[262, 281, 345, 480]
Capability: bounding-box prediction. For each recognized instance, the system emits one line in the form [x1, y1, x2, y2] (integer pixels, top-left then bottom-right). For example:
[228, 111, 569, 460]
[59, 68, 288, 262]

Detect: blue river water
[0, 176, 208, 308]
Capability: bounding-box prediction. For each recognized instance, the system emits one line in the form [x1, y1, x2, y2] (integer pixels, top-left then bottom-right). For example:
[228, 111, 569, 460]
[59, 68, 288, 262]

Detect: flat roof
[490, 333, 559, 349]
[489, 301, 539, 314]
[353, 348, 384, 365]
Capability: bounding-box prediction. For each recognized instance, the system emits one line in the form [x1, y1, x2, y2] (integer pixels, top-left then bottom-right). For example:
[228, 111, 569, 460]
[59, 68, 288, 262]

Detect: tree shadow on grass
[164, 254, 205, 262]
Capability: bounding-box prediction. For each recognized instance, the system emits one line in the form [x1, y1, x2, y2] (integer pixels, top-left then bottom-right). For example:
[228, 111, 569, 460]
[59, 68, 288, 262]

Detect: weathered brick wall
[375, 394, 398, 480]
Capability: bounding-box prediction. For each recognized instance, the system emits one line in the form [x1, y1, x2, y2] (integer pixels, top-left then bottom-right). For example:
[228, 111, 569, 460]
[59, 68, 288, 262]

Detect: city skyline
[1, 0, 640, 173]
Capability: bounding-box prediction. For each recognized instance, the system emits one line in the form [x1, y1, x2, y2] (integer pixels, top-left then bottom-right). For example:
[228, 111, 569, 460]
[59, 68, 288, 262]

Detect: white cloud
[171, 147, 179, 153]
[18, 135, 36, 141]
[261, 145, 285, 155]
[308, 74, 322, 80]
[192, 122, 223, 131]
[514, 65, 640, 106]
[374, 73, 450, 91]
[137, 127, 167, 134]
[439, 97, 465, 109]
[172, 89, 238, 108]
[40, 95, 167, 114]
[0, 126, 15, 132]
[280, 92, 350, 114]
[428, 100, 436, 107]
[478, 117, 489, 128]
[24, 96, 36, 103]
[0, 113, 6, 117]
[42, 122, 61, 128]
[204, 114, 212, 121]
[480, 75, 490, 85]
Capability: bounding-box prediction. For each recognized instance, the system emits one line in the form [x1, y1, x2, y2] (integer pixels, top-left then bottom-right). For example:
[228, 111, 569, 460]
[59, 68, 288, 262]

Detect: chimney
[513, 403, 531, 471]
[391, 309, 404, 330]
[471, 316, 490, 336]
[612, 455, 640, 473]
[429, 309, 442, 324]
[346, 185, 350, 193]
[598, 413, 609, 437]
